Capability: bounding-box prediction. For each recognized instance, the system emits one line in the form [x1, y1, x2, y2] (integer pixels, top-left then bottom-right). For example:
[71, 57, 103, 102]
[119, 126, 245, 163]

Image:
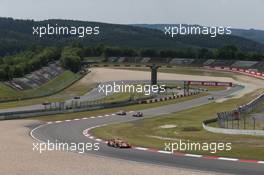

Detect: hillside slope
[1, 18, 264, 56]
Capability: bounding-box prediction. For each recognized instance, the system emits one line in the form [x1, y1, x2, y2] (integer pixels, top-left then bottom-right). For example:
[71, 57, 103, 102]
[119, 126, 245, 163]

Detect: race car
[116, 110, 127, 115]
[132, 112, 143, 117]
[107, 138, 132, 148]
[73, 96, 80, 100]
[208, 96, 215, 100]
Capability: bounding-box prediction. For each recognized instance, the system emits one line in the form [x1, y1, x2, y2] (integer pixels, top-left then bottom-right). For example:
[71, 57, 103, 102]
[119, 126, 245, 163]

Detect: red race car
[107, 138, 132, 148]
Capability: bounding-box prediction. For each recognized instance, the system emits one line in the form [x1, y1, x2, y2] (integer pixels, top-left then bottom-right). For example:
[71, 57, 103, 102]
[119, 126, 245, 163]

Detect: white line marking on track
[30, 123, 49, 143]
[65, 120, 71, 122]
[218, 157, 238, 161]
[257, 161, 264, 164]
[158, 150, 172, 154]
[82, 117, 88, 120]
[55, 121, 62, 123]
[185, 154, 202, 158]
[134, 147, 148, 151]
[97, 116, 103, 118]
[90, 116, 95, 119]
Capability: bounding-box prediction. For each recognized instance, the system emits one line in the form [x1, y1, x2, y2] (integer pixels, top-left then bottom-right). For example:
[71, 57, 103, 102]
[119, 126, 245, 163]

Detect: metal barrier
[216, 93, 264, 130]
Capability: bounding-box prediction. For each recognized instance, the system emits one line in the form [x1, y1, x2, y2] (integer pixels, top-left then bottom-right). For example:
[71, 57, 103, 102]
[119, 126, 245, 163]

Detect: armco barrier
[203, 121, 264, 136]
[203, 93, 264, 136]
[0, 91, 201, 120]
[0, 96, 151, 120]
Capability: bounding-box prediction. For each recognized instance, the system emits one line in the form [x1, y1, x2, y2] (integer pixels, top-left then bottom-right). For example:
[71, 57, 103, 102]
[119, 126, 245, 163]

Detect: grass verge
[32, 93, 206, 121]
[92, 90, 264, 160]
[0, 71, 93, 109]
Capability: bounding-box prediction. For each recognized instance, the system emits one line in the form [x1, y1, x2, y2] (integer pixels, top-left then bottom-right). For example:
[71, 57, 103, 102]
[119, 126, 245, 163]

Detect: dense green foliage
[60, 47, 82, 73]
[0, 17, 264, 80]
[1, 44, 264, 81]
[0, 47, 61, 80]
[133, 24, 264, 44]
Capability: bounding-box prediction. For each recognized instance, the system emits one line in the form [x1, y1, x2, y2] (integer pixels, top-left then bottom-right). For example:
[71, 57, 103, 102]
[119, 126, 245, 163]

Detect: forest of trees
[0, 47, 61, 80]
[1, 17, 264, 58]
[0, 44, 264, 81]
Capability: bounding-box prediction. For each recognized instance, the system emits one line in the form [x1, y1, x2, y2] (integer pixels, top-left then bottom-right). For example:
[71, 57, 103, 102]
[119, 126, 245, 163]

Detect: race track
[31, 85, 264, 175]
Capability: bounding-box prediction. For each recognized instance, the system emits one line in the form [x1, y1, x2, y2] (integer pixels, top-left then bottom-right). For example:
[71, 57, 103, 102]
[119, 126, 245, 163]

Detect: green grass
[0, 71, 88, 109]
[102, 93, 145, 103]
[92, 90, 264, 160]
[0, 66, 228, 109]
[209, 100, 264, 130]
[23, 71, 81, 97]
[0, 83, 20, 100]
[32, 93, 206, 121]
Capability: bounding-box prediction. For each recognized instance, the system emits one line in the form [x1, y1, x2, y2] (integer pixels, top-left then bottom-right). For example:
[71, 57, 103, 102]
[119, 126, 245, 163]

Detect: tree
[60, 55, 81, 72]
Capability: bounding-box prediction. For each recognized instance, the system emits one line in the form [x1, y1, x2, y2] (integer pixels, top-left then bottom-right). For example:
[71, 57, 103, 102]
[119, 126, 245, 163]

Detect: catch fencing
[217, 93, 264, 130]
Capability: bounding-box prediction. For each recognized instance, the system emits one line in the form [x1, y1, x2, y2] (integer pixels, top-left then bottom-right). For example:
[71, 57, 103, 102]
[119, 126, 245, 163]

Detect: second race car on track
[116, 110, 127, 115]
[107, 138, 132, 148]
[132, 112, 143, 117]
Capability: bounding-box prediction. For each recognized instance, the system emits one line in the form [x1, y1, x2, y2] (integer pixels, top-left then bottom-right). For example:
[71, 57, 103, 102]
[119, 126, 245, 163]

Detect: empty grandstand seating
[5, 63, 64, 91]
[190, 59, 207, 66]
[107, 57, 118, 63]
[141, 57, 151, 63]
[203, 59, 215, 66]
[209, 60, 236, 67]
[232, 61, 259, 68]
[169, 58, 195, 65]
[148, 57, 171, 64]
[117, 57, 126, 63]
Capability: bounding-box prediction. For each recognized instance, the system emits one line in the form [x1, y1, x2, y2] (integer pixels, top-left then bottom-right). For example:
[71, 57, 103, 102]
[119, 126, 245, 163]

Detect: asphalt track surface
[0, 80, 183, 114]
[31, 85, 264, 175]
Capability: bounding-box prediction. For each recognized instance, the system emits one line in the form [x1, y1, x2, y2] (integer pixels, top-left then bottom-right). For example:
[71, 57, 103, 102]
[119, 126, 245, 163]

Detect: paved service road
[32, 85, 264, 175]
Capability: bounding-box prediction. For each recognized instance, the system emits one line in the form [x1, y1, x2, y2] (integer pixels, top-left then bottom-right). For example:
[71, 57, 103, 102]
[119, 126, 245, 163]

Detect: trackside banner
[187, 81, 232, 87]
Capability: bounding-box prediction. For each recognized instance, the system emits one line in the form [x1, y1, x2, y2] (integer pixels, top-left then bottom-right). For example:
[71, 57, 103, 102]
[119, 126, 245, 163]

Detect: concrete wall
[203, 122, 264, 136]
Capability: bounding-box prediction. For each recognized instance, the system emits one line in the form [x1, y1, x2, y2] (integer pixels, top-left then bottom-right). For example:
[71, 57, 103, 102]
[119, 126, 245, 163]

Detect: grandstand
[148, 57, 171, 64]
[117, 57, 126, 63]
[209, 60, 236, 67]
[107, 57, 118, 63]
[5, 63, 64, 91]
[105, 56, 262, 70]
[203, 59, 215, 66]
[169, 58, 195, 66]
[141, 57, 151, 63]
[232, 61, 259, 68]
